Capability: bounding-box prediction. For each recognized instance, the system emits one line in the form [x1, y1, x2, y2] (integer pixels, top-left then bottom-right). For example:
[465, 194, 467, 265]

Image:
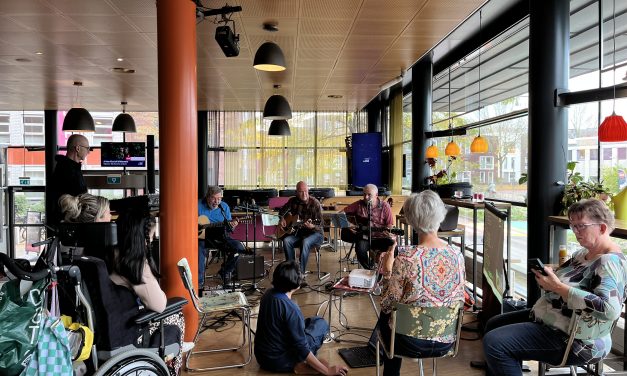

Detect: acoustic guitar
[198, 215, 252, 240]
[275, 213, 322, 240]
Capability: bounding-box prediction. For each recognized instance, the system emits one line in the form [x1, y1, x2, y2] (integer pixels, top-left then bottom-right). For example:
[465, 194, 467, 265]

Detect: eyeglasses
[569, 223, 602, 232]
[77, 145, 90, 151]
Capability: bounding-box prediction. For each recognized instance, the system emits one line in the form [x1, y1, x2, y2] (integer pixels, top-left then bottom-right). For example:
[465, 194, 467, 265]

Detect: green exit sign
[107, 175, 121, 184]
[19, 177, 30, 185]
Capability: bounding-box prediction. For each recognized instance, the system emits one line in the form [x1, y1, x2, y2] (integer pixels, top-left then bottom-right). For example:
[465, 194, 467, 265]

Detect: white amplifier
[348, 268, 377, 289]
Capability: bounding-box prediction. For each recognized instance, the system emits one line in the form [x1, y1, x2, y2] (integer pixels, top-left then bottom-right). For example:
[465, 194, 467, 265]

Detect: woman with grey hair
[483, 198, 627, 375]
[376, 190, 466, 376]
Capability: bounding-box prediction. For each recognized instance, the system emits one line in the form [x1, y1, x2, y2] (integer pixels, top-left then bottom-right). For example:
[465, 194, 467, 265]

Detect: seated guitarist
[278, 181, 324, 275]
[343, 184, 394, 269]
[198, 185, 245, 289]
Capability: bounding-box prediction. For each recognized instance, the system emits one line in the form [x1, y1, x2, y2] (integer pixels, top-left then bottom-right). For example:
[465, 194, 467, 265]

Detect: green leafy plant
[425, 156, 457, 186]
[561, 161, 611, 214]
[518, 162, 611, 213]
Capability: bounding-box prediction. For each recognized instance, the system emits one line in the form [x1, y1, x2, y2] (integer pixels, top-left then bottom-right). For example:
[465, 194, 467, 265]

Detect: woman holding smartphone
[483, 198, 627, 376]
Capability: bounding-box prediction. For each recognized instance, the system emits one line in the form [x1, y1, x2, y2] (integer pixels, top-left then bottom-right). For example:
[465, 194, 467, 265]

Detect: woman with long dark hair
[110, 208, 189, 376]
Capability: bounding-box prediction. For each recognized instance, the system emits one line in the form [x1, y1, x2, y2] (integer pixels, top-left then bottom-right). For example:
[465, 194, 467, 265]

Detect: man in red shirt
[343, 184, 394, 269]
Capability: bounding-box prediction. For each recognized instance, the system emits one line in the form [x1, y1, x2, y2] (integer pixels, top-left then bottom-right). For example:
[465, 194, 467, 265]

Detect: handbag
[0, 278, 48, 376]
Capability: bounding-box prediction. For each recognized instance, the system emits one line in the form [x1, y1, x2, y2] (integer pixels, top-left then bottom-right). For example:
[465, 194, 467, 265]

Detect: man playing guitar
[198, 186, 245, 289]
[342, 184, 394, 269]
[278, 181, 324, 274]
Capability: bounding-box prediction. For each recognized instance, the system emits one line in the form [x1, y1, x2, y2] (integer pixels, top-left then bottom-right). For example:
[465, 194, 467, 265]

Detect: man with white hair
[343, 184, 394, 269]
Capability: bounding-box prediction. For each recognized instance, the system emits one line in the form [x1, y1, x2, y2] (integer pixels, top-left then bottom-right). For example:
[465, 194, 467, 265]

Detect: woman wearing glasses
[483, 198, 627, 375]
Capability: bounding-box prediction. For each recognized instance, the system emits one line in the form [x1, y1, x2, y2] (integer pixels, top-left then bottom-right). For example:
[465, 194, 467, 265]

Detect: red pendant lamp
[598, 0, 627, 142]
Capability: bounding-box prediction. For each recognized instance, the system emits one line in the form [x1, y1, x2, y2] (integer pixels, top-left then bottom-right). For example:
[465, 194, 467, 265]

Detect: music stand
[235, 203, 265, 295]
[329, 213, 357, 277]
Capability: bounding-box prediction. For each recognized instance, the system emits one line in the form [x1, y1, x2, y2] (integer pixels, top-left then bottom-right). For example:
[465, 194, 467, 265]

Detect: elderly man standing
[49, 134, 90, 226]
[278, 181, 324, 274]
[343, 184, 394, 269]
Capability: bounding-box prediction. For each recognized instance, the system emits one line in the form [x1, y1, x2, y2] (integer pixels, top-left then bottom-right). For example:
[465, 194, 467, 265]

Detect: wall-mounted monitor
[101, 142, 146, 167]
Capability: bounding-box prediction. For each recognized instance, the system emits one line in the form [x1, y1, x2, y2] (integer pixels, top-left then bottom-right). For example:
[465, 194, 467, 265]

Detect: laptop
[337, 329, 383, 368]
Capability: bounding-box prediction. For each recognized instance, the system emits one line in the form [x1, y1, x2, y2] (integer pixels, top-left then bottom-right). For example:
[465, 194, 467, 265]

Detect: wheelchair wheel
[93, 348, 170, 376]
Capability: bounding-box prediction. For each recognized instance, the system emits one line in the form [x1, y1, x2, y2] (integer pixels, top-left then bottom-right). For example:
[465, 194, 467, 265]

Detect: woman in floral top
[377, 190, 466, 376]
[483, 198, 627, 376]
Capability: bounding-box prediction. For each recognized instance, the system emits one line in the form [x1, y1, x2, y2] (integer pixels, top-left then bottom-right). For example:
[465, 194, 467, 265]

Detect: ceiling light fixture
[268, 119, 291, 136]
[425, 143, 439, 159]
[254, 41, 286, 72]
[62, 81, 94, 132]
[471, 10, 489, 153]
[112, 101, 136, 133]
[263, 85, 292, 120]
[598, 0, 627, 142]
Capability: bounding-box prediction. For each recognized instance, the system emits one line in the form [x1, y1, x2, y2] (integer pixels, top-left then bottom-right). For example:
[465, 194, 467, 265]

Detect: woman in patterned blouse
[483, 198, 627, 376]
[377, 190, 466, 376]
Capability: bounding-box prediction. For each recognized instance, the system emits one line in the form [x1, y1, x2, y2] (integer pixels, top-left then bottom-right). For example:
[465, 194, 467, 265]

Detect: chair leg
[432, 358, 437, 376]
[376, 340, 381, 376]
[538, 362, 546, 376]
[419, 359, 424, 376]
[316, 248, 330, 281]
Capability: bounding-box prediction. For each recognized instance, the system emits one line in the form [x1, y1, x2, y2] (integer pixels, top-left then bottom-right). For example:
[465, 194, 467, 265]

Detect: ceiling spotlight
[254, 41, 286, 72]
[215, 25, 240, 57]
[262, 22, 279, 32]
[111, 67, 136, 74]
[35, 51, 43, 55]
[62, 82, 94, 132]
[117, 57, 124, 62]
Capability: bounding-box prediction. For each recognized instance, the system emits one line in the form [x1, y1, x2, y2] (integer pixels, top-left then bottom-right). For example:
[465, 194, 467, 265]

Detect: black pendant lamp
[112, 101, 136, 133]
[263, 85, 292, 120]
[268, 119, 291, 136]
[62, 82, 95, 132]
[253, 41, 286, 72]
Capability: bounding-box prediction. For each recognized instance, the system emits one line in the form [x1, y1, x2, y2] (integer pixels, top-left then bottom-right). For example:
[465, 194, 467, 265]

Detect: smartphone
[528, 258, 548, 276]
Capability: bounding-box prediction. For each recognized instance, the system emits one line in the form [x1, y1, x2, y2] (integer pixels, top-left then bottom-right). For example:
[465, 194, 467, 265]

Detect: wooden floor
[181, 242, 529, 375]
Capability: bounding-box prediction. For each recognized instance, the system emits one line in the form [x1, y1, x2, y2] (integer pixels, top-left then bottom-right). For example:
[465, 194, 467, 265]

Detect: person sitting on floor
[376, 190, 465, 376]
[254, 260, 348, 375]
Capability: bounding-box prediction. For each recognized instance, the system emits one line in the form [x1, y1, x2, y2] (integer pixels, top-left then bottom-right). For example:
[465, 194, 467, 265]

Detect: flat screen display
[101, 142, 146, 167]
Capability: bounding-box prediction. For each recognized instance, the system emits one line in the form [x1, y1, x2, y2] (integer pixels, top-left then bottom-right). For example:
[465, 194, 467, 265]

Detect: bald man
[278, 181, 324, 274]
[49, 134, 90, 226]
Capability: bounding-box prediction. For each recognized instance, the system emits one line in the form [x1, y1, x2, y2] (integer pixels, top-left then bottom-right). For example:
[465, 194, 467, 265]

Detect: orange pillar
[157, 0, 198, 338]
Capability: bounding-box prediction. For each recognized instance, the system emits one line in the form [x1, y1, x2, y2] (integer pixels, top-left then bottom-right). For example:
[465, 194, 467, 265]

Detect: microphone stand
[235, 203, 264, 295]
[367, 200, 372, 267]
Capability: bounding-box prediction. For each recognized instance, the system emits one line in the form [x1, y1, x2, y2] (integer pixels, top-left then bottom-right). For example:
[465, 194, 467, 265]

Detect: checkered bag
[21, 316, 72, 376]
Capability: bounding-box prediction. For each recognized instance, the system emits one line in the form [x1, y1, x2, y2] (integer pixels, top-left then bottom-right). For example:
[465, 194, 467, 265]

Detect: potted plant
[519, 161, 611, 214]
[425, 156, 472, 198]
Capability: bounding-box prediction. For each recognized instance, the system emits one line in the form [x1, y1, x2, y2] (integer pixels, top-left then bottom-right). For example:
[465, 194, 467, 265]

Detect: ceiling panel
[0, 0, 482, 111]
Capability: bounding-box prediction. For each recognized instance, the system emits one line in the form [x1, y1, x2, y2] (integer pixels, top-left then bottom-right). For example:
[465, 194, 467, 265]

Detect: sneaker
[181, 342, 195, 353]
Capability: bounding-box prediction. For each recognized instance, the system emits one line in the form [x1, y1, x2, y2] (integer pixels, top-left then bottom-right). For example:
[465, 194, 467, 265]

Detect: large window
[208, 111, 350, 191]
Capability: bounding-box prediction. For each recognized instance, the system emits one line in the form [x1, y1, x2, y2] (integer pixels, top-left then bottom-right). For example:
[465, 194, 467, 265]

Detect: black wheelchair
[0, 222, 187, 376]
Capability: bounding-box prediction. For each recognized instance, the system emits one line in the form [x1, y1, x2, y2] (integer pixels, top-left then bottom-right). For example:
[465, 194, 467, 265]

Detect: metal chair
[177, 258, 252, 371]
[260, 213, 281, 265]
[376, 303, 464, 376]
[538, 309, 617, 376]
